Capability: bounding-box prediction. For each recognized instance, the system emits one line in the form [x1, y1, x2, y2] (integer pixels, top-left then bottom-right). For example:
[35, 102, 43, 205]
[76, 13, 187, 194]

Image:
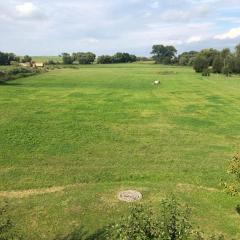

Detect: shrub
[105, 197, 192, 240]
[0, 202, 22, 240]
[224, 153, 240, 196]
[212, 55, 223, 73]
[202, 68, 211, 76]
[193, 56, 209, 73]
[222, 66, 231, 77]
[97, 55, 113, 64]
[21, 55, 32, 63]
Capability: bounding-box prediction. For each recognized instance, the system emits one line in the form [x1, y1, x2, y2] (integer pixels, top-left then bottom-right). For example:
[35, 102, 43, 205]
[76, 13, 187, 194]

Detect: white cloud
[214, 27, 240, 40]
[15, 2, 44, 19]
[186, 36, 203, 43]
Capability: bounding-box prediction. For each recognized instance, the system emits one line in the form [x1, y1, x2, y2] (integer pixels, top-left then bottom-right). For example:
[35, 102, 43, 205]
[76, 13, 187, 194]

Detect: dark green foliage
[112, 52, 137, 63]
[235, 204, 240, 215]
[220, 48, 231, 59]
[235, 44, 240, 58]
[21, 55, 32, 63]
[212, 55, 223, 73]
[0, 70, 6, 81]
[0, 52, 19, 66]
[193, 56, 209, 73]
[62, 53, 74, 64]
[97, 55, 113, 64]
[151, 45, 177, 64]
[198, 49, 219, 66]
[178, 51, 198, 66]
[0, 67, 44, 83]
[97, 53, 137, 64]
[45, 60, 59, 65]
[136, 56, 152, 61]
[202, 68, 210, 77]
[222, 66, 231, 77]
[72, 52, 96, 64]
[192, 43, 240, 75]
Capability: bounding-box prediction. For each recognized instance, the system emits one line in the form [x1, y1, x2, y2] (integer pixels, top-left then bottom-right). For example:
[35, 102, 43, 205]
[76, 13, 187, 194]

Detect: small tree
[193, 55, 208, 73]
[97, 55, 113, 64]
[62, 53, 73, 64]
[202, 68, 211, 76]
[21, 55, 32, 63]
[212, 55, 223, 73]
[151, 45, 177, 64]
[73, 52, 96, 64]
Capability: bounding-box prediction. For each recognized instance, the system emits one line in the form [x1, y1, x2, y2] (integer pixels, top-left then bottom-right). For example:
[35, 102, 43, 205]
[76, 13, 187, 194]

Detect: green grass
[0, 63, 240, 239]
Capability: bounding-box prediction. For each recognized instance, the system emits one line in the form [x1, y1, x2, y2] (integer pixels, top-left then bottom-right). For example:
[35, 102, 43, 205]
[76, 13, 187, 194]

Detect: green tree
[221, 48, 231, 61]
[193, 55, 209, 73]
[178, 51, 198, 66]
[212, 55, 223, 73]
[74, 52, 96, 64]
[199, 48, 219, 66]
[235, 43, 240, 58]
[112, 52, 137, 63]
[21, 55, 32, 63]
[151, 45, 177, 64]
[0, 52, 19, 66]
[61, 53, 73, 64]
[97, 55, 113, 64]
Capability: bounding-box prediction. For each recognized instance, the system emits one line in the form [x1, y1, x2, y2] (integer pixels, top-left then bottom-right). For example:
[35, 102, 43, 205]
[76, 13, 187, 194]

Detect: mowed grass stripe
[0, 63, 240, 239]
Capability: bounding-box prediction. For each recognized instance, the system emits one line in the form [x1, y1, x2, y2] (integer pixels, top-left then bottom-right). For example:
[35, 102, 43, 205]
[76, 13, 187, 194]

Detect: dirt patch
[177, 183, 219, 193]
[0, 186, 65, 199]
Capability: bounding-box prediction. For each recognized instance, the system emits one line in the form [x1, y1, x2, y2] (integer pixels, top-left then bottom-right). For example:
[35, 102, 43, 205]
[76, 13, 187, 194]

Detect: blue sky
[1, 0, 240, 56]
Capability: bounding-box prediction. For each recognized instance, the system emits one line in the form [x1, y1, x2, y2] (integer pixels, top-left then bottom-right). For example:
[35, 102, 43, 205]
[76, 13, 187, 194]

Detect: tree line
[61, 52, 138, 64]
[0, 52, 33, 66]
[151, 43, 240, 76]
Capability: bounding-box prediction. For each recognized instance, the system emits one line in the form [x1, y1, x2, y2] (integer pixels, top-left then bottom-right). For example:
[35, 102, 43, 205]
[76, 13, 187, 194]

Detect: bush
[0, 202, 22, 240]
[193, 56, 209, 73]
[106, 197, 192, 240]
[222, 66, 231, 77]
[97, 55, 113, 64]
[21, 55, 32, 63]
[212, 55, 223, 73]
[202, 68, 211, 76]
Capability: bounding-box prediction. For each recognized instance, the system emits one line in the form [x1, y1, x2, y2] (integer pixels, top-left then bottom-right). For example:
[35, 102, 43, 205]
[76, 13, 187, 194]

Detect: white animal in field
[153, 80, 161, 86]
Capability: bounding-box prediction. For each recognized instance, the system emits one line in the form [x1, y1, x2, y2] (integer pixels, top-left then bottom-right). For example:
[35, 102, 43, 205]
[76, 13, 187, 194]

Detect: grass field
[0, 63, 240, 239]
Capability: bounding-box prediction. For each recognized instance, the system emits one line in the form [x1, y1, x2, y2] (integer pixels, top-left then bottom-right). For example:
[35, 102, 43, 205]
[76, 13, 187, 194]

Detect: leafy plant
[224, 153, 240, 196]
[105, 197, 192, 240]
[0, 202, 22, 240]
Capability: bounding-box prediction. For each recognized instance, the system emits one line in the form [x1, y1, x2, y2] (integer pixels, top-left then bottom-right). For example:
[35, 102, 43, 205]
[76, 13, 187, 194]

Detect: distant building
[20, 62, 32, 67]
[34, 62, 44, 68]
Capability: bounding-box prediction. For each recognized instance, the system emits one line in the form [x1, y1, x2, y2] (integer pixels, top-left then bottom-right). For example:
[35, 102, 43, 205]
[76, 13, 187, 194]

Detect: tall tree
[193, 55, 209, 73]
[212, 54, 223, 73]
[62, 53, 73, 64]
[21, 55, 32, 63]
[151, 45, 177, 64]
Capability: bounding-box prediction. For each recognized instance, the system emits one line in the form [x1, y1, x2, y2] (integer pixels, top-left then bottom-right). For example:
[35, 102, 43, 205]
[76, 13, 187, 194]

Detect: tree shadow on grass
[0, 81, 22, 86]
[54, 226, 108, 240]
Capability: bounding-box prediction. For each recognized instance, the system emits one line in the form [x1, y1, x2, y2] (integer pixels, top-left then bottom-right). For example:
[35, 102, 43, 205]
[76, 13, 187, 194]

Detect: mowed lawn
[0, 63, 240, 239]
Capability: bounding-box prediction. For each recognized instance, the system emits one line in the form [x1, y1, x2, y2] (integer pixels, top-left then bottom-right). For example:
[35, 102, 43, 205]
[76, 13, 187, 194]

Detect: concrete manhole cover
[117, 190, 142, 202]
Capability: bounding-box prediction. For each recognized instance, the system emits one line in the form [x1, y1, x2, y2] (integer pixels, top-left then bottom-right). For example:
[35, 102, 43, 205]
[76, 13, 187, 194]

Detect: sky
[1, 0, 240, 56]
